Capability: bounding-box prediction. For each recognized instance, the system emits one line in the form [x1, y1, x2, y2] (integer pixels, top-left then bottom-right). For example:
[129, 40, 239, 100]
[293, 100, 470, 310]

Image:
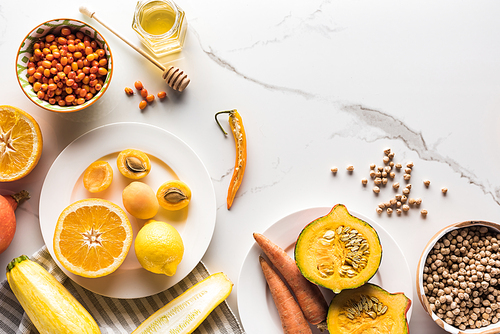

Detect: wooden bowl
[417, 220, 500, 334]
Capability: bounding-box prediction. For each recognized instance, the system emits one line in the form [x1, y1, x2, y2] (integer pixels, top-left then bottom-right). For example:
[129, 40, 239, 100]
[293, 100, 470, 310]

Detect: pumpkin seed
[125, 156, 147, 173]
[346, 312, 355, 320]
[367, 311, 377, 319]
[380, 305, 388, 315]
[323, 230, 335, 240]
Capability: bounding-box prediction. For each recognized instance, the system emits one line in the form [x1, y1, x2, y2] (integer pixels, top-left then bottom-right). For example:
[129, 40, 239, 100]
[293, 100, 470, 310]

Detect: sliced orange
[0, 105, 43, 182]
[83, 160, 113, 193]
[53, 198, 133, 278]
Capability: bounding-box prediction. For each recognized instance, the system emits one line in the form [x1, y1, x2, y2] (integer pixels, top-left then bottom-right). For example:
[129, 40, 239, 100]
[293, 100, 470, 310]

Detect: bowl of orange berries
[16, 18, 113, 113]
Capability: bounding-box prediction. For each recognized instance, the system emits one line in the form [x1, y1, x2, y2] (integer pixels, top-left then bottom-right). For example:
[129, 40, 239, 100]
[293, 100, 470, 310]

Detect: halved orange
[0, 105, 43, 182]
[53, 198, 133, 278]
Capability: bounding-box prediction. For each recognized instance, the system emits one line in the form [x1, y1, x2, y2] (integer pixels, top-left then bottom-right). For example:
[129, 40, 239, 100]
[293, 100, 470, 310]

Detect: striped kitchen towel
[0, 246, 245, 334]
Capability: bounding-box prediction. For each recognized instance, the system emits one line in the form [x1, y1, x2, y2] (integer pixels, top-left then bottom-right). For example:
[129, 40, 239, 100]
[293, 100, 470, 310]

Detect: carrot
[259, 256, 312, 334]
[253, 233, 328, 329]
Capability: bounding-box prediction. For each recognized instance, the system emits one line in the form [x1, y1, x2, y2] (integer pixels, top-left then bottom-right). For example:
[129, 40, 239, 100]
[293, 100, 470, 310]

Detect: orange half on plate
[53, 198, 133, 278]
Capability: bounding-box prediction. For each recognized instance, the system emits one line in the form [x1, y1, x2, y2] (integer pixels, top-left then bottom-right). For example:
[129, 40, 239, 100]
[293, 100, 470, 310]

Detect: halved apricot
[156, 180, 191, 211]
[83, 161, 113, 193]
[116, 148, 151, 180]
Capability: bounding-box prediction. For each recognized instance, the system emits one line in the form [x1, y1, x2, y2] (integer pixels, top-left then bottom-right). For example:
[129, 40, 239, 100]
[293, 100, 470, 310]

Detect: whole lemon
[134, 220, 184, 276]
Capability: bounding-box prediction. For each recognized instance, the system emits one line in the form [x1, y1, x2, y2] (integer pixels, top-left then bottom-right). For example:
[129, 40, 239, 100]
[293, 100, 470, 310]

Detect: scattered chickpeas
[388, 152, 395, 159]
[389, 172, 396, 178]
[405, 168, 412, 174]
[442, 187, 448, 194]
[369, 170, 376, 178]
[415, 198, 422, 205]
[407, 162, 414, 168]
[393, 182, 400, 190]
[403, 188, 410, 195]
[424, 179, 431, 187]
[402, 204, 410, 212]
[395, 163, 402, 169]
[378, 203, 386, 209]
[384, 148, 391, 155]
[382, 178, 388, 185]
[386, 207, 393, 215]
[139, 100, 147, 110]
[408, 198, 416, 205]
[346, 165, 354, 172]
[373, 186, 380, 194]
[157, 91, 167, 99]
[383, 156, 390, 164]
[396, 208, 402, 215]
[331, 167, 338, 173]
[376, 207, 383, 214]
[420, 209, 427, 215]
[374, 178, 382, 186]
[124, 87, 134, 95]
[403, 173, 412, 181]
[361, 178, 368, 185]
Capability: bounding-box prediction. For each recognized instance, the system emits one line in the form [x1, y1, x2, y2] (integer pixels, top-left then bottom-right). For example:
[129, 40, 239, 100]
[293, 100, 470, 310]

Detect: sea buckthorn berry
[61, 27, 71, 36]
[146, 94, 155, 102]
[141, 88, 148, 98]
[98, 67, 108, 76]
[134, 81, 143, 90]
[125, 87, 134, 95]
[26, 28, 109, 108]
[139, 100, 147, 110]
[157, 91, 167, 99]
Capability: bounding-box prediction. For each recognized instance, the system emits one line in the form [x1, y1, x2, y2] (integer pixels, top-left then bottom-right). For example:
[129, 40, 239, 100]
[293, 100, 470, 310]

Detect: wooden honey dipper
[79, 5, 190, 92]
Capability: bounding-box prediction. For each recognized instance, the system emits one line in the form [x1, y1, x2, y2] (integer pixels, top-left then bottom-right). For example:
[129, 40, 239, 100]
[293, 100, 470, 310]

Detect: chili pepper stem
[215, 110, 235, 136]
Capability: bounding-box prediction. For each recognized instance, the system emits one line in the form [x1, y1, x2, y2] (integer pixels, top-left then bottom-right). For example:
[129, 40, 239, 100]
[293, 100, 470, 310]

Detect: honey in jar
[132, 0, 187, 57]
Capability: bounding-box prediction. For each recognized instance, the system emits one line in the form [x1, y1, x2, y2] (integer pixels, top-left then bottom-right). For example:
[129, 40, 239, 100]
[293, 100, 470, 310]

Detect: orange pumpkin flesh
[327, 283, 411, 334]
[295, 204, 382, 293]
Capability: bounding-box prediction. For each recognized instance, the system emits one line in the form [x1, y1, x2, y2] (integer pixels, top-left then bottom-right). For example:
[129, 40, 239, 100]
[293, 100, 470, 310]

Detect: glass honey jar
[132, 0, 187, 57]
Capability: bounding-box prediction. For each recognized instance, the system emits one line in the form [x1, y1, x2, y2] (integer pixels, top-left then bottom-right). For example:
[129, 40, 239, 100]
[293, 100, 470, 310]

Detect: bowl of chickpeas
[16, 18, 113, 113]
[417, 220, 500, 334]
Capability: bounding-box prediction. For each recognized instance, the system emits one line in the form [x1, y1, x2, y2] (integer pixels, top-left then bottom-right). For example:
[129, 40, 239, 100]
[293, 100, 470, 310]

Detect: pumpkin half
[327, 283, 411, 333]
[295, 204, 382, 293]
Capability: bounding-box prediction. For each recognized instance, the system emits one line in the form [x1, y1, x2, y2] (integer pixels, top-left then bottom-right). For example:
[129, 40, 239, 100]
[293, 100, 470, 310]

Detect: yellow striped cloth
[0, 246, 245, 334]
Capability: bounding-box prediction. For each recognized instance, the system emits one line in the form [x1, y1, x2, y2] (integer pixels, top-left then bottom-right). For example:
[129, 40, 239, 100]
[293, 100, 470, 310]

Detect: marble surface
[1, 0, 500, 333]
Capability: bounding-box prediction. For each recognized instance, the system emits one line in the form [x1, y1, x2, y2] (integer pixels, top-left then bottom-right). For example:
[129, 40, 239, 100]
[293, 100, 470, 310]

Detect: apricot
[122, 181, 159, 219]
[83, 161, 113, 193]
[117, 149, 151, 180]
[156, 180, 191, 211]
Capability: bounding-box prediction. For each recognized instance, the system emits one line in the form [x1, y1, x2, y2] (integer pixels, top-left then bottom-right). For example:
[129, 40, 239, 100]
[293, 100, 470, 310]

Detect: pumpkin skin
[327, 283, 411, 333]
[295, 204, 382, 293]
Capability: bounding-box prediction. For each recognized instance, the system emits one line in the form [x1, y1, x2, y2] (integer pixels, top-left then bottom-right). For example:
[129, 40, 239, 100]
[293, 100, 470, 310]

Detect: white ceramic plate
[237, 207, 413, 333]
[39, 122, 216, 298]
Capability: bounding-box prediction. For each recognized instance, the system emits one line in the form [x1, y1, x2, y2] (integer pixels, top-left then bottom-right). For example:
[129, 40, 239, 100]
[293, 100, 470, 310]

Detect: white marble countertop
[1, 1, 500, 333]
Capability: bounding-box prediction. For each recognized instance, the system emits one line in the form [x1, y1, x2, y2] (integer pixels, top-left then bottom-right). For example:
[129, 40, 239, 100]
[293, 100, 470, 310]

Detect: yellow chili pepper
[215, 109, 247, 209]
